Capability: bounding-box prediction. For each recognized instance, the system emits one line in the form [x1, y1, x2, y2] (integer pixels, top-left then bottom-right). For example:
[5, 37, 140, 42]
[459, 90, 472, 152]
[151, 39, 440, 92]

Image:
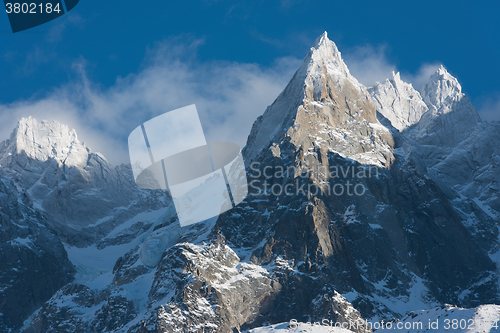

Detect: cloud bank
[342, 44, 397, 88]
[400, 62, 441, 91]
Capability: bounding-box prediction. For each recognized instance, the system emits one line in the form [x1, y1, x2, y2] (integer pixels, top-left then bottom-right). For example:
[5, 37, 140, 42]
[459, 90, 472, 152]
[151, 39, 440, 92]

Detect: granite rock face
[215, 33, 498, 324]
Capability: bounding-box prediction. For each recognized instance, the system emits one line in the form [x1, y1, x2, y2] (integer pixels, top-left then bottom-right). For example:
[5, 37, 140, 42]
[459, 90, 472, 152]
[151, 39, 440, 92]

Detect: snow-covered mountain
[246, 32, 394, 168]
[417, 65, 481, 146]
[0, 117, 170, 246]
[1, 32, 499, 333]
[369, 71, 428, 132]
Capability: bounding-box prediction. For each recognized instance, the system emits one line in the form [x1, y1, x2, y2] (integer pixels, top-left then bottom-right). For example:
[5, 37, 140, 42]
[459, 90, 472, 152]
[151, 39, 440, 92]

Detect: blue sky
[1, 0, 499, 163]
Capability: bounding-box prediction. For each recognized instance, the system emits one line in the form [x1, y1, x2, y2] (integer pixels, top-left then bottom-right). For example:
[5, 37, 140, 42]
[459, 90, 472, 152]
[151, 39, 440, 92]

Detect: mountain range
[1, 32, 499, 333]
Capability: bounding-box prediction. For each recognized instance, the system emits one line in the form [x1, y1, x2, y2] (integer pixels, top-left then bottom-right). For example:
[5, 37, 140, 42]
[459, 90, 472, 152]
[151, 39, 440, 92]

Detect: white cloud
[0, 38, 300, 165]
[477, 95, 500, 122]
[341, 44, 441, 92]
[342, 44, 397, 88]
[400, 63, 441, 91]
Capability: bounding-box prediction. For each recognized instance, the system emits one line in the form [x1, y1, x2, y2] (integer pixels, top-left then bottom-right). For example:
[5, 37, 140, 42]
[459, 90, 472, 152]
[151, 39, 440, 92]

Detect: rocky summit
[1, 32, 500, 333]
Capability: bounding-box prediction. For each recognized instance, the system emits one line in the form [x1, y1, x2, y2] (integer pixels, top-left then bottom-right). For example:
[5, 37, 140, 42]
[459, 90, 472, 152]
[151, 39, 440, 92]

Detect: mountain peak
[416, 65, 481, 144]
[245, 32, 390, 166]
[388, 71, 406, 88]
[369, 71, 428, 131]
[436, 64, 448, 75]
[306, 31, 349, 78]
[0, 117, 90, 167]
[312, 31, 329, 47]
[391, 71, 400, 79]
[428, 65, 461, 93]
[420, 65, 471, 115]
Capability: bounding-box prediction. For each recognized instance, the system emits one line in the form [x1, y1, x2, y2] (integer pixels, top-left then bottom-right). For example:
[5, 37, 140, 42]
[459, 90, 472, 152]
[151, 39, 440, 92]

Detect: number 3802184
[5, 3, 61, 14]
